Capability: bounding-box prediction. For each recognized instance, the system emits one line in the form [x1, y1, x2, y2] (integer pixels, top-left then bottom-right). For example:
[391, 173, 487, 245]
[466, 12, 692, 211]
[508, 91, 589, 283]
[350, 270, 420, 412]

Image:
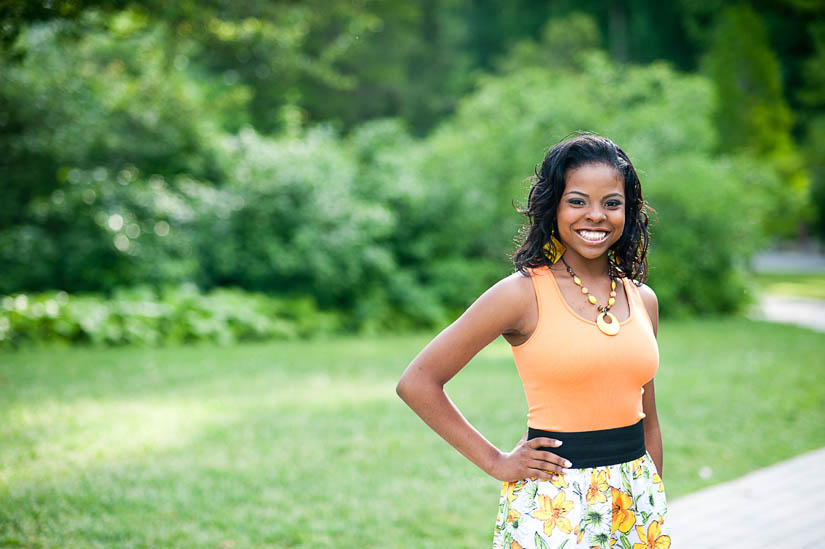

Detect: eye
[567, 199, 585, 206]
[605, 200, 623, 208]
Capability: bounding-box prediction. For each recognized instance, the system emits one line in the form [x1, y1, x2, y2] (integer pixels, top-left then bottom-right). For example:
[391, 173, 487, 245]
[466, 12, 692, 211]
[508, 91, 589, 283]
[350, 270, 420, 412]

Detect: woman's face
[555, 163, 625, 262]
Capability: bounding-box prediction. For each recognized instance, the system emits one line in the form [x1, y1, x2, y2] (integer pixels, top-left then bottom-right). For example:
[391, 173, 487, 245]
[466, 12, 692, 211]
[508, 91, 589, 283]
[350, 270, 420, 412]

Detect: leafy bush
[0, 19, 224, 294]
[0, 162, 248, 295]
[0, 287, 342, 348]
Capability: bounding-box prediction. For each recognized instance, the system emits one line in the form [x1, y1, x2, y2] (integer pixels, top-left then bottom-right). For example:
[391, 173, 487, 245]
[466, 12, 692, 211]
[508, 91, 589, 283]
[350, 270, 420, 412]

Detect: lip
[575, 229, 611, 244]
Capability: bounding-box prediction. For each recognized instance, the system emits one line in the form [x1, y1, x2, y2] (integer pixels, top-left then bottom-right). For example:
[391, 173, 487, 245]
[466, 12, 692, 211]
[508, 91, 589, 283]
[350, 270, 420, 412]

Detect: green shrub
[0, 287, 342, 349]
[644, 155, 773, 315]
[0, 167, 213, 293]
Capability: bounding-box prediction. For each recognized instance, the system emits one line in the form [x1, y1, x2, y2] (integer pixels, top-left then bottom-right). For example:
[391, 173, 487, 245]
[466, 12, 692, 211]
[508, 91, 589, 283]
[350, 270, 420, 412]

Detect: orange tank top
[510, 265, 659, 432]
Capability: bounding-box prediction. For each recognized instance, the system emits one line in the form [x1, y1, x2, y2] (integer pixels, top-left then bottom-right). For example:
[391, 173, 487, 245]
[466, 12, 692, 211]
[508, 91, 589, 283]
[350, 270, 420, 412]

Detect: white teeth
[577, 230, 609, 242]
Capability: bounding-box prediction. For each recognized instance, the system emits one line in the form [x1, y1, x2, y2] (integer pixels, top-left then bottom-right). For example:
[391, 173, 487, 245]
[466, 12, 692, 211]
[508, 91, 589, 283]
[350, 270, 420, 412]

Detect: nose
[586, 206, 607, 223]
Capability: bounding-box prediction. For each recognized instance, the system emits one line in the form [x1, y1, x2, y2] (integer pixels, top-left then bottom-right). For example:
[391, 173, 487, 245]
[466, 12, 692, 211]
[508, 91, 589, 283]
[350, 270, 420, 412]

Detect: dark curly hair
[511, 133, 653, 284]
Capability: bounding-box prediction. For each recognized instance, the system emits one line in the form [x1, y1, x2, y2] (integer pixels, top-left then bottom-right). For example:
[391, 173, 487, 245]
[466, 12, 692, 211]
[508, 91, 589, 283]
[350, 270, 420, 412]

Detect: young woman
[396, 134, 671, 548]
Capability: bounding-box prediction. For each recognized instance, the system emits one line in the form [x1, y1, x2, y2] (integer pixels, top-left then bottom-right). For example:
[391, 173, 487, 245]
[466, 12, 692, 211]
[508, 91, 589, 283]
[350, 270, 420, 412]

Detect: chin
[579, 249, 610, 260]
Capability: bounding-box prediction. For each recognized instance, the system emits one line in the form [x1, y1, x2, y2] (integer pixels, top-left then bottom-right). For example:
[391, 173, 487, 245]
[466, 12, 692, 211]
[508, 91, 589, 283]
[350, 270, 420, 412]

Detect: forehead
[564, 164, 624, 196]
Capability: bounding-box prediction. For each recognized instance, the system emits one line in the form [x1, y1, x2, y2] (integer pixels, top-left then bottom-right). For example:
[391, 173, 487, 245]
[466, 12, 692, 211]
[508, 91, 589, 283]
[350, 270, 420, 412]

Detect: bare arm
[639, 283, 664, 477]
[396, 273, 570, 482]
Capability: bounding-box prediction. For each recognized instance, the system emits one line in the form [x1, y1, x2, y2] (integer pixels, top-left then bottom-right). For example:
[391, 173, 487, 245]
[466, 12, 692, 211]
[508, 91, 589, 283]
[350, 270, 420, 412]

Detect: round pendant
[596, 311, 620, 336]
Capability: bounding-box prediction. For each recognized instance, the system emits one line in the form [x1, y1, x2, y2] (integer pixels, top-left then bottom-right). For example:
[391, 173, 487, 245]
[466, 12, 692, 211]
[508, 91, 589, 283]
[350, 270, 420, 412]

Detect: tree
[701, 4, 809, 236]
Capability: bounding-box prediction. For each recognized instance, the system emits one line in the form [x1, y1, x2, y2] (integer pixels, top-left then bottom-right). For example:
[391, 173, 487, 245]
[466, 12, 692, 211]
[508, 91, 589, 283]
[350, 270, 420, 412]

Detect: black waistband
[527, 420, 646, 469]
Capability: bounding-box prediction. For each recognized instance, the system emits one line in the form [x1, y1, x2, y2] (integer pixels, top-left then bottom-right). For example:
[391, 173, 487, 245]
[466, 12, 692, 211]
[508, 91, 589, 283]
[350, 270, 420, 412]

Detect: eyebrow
[564, 191, 625, 199]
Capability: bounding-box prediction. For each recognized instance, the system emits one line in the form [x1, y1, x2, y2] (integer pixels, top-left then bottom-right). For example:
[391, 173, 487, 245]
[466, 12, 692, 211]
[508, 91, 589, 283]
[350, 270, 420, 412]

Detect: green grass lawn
[1, 318, 824, 547]
[753, 271, 825, 300]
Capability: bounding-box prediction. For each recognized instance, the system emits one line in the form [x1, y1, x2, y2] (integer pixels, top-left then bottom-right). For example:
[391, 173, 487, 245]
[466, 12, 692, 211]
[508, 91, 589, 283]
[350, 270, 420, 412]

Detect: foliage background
[1, 1, 823, 341]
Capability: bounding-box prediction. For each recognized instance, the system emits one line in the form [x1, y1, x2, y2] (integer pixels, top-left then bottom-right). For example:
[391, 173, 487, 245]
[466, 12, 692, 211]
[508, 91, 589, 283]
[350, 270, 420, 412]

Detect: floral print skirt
[492, 452, 670, 549]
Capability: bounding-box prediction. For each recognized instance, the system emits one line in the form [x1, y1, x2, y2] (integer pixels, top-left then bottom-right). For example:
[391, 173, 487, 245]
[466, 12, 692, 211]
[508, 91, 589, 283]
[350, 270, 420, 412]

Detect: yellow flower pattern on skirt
[493, 452, 670, 549]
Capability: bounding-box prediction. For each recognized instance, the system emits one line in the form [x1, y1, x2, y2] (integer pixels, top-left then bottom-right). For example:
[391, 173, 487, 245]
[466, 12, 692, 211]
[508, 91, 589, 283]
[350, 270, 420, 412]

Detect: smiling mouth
[576, 229, 610, 243]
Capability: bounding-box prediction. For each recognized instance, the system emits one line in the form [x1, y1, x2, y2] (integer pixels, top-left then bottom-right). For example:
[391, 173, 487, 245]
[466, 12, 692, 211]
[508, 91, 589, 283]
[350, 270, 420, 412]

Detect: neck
[557, 253, 611, 279]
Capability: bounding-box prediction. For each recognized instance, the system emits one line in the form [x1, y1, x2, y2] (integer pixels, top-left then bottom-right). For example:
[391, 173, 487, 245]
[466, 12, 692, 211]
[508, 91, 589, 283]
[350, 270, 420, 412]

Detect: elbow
[396, 375, 411, 402]
[396, 369, 440, 403]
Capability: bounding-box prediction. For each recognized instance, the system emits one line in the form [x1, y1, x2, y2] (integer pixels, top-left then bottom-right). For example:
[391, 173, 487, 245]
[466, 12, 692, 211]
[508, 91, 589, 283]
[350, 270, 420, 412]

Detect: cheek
[557, 204, 579, 222]
[612, 212, 626, 232]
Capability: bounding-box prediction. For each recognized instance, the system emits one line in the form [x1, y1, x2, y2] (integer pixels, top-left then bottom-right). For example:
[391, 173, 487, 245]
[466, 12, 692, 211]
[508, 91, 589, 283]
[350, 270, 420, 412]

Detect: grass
[753, 271, 825, 300]
[1, 317, 824, 547]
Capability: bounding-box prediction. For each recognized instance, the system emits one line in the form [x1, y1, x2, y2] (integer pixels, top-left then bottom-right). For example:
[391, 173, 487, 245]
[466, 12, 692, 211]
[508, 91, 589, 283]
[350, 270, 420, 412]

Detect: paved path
[668, 285, 825, 547]
[749, 294, 825, 332]
[668, 447, 825, 548]
[751, 247, 825, 272]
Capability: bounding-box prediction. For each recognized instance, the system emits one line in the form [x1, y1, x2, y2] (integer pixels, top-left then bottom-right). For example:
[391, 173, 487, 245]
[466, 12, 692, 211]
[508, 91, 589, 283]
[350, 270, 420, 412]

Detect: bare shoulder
[492, 268, 535, 303]
[459, 271, 536, 335]
[400, 269, 536, 381]
[483, 269, 539, 342]
[637, 283, 658, 310]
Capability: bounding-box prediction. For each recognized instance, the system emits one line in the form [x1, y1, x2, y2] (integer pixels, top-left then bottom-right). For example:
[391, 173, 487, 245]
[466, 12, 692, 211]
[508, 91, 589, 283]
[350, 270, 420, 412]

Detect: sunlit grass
[1, 318, 824, 547]
[754, 271, 825, 300]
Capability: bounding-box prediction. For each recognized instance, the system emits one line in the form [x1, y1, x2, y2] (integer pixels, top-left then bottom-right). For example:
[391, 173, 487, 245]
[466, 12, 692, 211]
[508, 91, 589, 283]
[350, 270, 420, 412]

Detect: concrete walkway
[668, 447, 825, 548]
[749, 293, 825, 332]
[668, 287, 825, 547]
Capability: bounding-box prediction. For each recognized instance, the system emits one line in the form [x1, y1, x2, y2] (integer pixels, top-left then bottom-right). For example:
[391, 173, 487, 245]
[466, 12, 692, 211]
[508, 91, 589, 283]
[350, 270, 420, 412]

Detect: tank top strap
[623, 277, 654, 330]
[526, 265, 564, 318]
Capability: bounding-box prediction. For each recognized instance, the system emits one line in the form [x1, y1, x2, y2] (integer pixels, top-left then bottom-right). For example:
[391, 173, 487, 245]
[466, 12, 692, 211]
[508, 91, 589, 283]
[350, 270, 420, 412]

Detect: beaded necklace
[559, 256, 620, 336]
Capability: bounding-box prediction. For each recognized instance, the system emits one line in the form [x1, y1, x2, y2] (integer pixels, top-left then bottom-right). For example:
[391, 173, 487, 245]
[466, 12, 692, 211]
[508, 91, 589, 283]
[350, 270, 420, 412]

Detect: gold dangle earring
[542, 230, 566, 264]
